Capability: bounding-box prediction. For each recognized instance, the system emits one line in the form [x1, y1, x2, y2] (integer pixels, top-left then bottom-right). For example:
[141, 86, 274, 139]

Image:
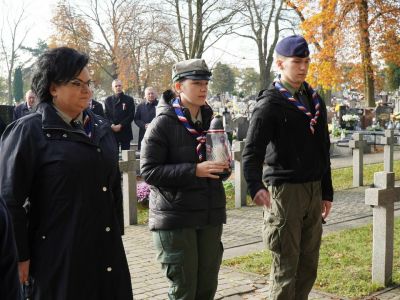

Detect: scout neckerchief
[172, 97, 207, 161]
[82, 111, 93, 138]
[273, 80, 321, 134]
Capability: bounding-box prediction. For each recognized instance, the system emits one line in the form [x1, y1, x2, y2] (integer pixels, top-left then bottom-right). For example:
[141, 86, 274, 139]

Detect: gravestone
[119, 150, 138, 226]
[233, 140, 247, 208]
[233, 116, 249, 141]
[365, 172, 400, 285]
[383, 129, 396, 172]
[349, 133, 365, 187]
[376, 104, 393, 128]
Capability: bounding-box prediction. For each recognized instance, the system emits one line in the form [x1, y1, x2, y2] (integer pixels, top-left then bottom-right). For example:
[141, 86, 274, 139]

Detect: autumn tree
[286, 0, 400, 107]
[161, 0, 241, 59]
[50, 0, 93, 55]
[50, 0, 175, 96]
[0, 3, 29, 104]
[122, 7, 176, 96]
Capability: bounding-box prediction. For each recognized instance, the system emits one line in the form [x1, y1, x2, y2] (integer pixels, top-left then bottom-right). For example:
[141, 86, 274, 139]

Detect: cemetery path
[123, 151, 400, 299]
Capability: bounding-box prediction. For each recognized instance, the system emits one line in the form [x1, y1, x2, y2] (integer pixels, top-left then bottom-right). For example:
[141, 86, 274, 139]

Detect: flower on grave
[137, 182, 150, 203]
[342, 114, 360, 122]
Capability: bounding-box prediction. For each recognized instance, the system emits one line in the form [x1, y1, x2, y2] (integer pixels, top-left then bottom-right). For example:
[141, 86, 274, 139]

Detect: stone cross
[365, 171, 400, 285]
[383, 129, 396, 172]
[119, 150, 138, 226]
[349, 133, 365, 187]
[233, 140, 247, 208]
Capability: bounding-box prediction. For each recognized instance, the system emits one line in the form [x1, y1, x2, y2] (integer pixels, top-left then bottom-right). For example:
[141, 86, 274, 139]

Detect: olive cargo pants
[263, 181, 323, 300]
[153, 225, 224, 300]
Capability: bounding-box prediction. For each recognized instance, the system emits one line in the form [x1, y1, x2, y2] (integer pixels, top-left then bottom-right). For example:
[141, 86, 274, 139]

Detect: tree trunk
[357, 0, 375, 107]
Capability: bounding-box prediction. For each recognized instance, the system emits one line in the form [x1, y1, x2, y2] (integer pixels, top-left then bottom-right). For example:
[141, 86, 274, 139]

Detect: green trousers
[263, 181, 323, 300]
[153, 225, 224, 300]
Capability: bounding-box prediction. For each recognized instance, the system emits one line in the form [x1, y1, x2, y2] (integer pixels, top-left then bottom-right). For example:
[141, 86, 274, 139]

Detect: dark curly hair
[31, 47, 89, 103]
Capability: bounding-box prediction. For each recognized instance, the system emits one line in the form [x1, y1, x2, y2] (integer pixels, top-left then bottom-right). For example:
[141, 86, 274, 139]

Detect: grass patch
[332, 160, 400, 190]
[137, 202, 149, 225]
[223, 180, 253, 209]
[223, 217, 400, 298]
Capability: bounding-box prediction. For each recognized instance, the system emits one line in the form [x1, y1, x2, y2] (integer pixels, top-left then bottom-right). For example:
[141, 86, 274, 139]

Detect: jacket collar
[36, 102, 109, 145]
[157, 90, 213, 130]
[257, 85, 309, 111]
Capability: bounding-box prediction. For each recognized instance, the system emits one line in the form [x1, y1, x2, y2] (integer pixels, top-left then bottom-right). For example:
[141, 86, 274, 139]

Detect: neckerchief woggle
[273, 80, 321, 134]
[172, 97, 207, 161]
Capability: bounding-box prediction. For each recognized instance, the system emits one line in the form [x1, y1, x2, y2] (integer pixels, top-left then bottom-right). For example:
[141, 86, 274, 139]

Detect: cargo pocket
[262, 210, 285, 253]
[153, 230, 186, 291]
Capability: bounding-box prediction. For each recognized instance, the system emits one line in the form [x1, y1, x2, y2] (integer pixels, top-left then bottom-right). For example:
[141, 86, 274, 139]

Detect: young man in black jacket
[140, 59, 230, 300]
[242, 35, 333, 300]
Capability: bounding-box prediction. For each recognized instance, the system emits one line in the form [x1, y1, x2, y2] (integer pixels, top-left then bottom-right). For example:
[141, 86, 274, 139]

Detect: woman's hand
[196, 161, 229, 179]
[18, 260, 30, 284]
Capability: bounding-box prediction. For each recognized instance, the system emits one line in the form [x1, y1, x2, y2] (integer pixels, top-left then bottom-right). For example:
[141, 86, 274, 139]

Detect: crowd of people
[0, 34, 333, 300]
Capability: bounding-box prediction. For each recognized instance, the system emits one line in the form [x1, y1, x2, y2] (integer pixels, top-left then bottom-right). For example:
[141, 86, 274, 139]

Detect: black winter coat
[90, 99, 105, 117]
[140, 92, 227, 230]
[0, 103, 133, 300]
[104, 93, 135, 142]
[0, 198, 21, 300]
[134, 100, 158, 149]
[0, 116, 6, 136]
[13, 102, 31, 120]
[242, 85, 333, 201]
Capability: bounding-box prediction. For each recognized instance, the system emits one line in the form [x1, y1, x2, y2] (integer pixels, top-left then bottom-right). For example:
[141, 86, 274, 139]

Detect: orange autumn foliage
[286, 0, 400, 100]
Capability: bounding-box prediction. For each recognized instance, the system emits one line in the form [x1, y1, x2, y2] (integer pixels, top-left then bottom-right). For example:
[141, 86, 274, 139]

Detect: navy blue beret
[275, 35, 310, 58]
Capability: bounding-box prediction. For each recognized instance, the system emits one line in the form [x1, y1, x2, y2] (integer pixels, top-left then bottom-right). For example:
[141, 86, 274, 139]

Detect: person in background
[242, 35, 333, 300]
[0, 47, 133, 300]
[89, 98, 105, 117]
[104, 79, 135, 151]
[13, 90, 37, 120]
[134, 86, 158, 151]
[141, 58, 230, 300]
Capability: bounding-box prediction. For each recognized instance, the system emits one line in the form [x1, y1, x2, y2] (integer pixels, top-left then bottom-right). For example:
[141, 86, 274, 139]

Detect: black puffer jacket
[242, 85, 333, 201]
[140, 91, 227, 230]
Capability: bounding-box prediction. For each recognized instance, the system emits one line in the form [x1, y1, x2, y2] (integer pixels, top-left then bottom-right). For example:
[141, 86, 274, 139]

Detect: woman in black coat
[0, 47, 133, 300]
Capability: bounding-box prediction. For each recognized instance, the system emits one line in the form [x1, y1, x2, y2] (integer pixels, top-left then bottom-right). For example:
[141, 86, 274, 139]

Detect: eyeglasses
[68, 78, 94, 90]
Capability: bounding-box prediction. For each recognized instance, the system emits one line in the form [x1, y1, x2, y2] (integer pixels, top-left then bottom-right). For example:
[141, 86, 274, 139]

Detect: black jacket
[0, 116, 6, 136]
[13, 102, 31, 120]
[0, 199, 21, 300]
[140, 91, 227, 230]
[104, 92, 135, 142]
[242, 85, 333, 201]
[89, 99, 105, 117]
[134, 99, 158, 149]
[0, 102, 132, 300]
